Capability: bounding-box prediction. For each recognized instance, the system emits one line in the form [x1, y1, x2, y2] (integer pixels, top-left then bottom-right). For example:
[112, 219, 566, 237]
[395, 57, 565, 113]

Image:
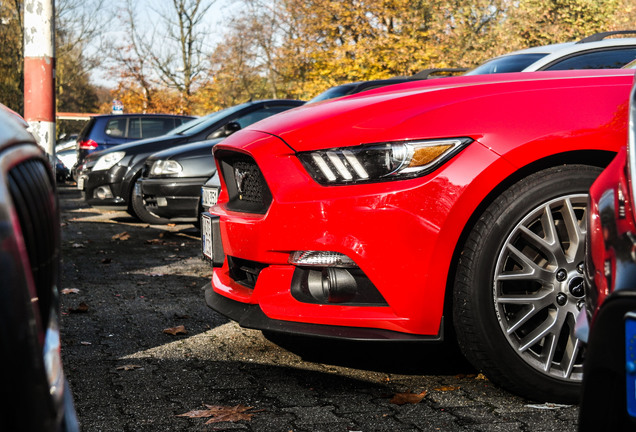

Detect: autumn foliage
[106, 0, 634, 115]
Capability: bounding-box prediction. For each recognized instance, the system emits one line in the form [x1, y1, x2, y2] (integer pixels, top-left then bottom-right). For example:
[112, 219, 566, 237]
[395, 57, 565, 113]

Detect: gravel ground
[58, 184, 579, 431]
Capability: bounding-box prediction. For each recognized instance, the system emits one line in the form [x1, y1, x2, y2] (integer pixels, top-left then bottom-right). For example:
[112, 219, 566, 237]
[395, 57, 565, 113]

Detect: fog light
[291, 267, 387, 305]
[303, 268, 357, 303]
[157, 197, 168, 207]
[289, 251, 357, 268]
[94, 185, 113, 200]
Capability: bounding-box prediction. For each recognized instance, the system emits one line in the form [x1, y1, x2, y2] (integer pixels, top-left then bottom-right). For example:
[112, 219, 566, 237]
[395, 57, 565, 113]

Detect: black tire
[453, 164, 601, 403]
[130, 180, 171, 224]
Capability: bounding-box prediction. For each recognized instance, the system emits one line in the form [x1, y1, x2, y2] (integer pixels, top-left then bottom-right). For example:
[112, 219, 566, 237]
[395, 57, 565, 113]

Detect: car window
[105, 118, 127, 137]
[178, 103, 251, 136]
[465, 53, 547, 75]
[235, 106, 296, 128]
[128, 118, 142, 138]
[542, 48, 636, 70]
[140, 118, 176, 138]
[308, 85, 354, 103]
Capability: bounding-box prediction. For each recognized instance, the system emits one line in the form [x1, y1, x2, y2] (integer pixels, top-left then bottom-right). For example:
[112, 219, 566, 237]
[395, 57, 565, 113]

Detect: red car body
[205, 69, 635, 402]
[579, 82, 636, 430]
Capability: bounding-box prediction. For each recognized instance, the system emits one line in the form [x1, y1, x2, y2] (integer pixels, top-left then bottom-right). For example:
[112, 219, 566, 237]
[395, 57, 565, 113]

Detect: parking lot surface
[58, 185, 579, 431]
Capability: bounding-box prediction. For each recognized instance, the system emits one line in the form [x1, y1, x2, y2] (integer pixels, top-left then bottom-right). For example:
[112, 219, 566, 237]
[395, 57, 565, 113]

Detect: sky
[87, 0, 237, 88]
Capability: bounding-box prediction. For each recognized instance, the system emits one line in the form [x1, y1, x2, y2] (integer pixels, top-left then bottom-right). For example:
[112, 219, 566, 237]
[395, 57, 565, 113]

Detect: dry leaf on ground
[112, 232, 130, 241]
[389, 391, 427, 405]
[177, 404, 263, 424]
[61, 288, 80, 294]
[68, 302, 89, 313]
[116, 364, 143, 371]
[163, 325, 187, 335]
[433, 385, 460, 392]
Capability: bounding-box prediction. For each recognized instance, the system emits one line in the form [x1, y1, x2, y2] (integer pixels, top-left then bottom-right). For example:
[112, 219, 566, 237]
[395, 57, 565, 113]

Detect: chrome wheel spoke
[494, 194, 587, 383]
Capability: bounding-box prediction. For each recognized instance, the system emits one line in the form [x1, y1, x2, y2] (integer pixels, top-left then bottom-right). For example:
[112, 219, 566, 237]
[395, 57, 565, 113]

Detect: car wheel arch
[439, 149, 616, 329]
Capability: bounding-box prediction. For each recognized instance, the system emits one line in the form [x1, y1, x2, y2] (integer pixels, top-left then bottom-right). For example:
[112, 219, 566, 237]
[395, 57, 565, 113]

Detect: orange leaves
[177, 404, 264, 424]
[112, 231, 131, 241]
[390, 391, 428, 405]
[163, 325, 188, 336]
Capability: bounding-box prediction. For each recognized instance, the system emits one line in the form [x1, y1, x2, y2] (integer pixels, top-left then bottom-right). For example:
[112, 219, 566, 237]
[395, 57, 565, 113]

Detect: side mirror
[224, 121, 241, 136]
[209, 121, 242, 139]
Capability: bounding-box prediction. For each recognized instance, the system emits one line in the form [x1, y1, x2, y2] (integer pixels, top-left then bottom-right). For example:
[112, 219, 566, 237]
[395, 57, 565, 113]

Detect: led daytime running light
[289, 251, 358, 268]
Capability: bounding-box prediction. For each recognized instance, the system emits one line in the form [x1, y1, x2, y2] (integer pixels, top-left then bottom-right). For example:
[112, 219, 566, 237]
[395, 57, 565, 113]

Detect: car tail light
[78, 139, 98, 150]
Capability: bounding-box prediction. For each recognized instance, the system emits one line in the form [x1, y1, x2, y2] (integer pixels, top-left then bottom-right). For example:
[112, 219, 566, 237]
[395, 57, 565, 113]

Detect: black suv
[75, 113, 195, 166]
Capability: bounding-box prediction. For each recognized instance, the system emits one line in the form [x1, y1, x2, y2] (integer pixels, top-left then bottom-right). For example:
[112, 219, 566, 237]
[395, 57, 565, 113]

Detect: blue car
[76, 113, 195, 167]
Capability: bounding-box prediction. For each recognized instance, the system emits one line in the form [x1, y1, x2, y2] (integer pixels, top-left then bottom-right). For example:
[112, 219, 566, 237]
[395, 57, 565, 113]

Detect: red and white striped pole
[23, 0, 56, 158]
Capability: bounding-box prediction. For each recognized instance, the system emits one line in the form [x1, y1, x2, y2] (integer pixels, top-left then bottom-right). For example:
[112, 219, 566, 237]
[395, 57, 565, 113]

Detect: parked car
[77, 99, 304, 221]
[75, 112, 195, 167]
[578, 82, 636, 430]
[466, 30, 636, 75]
[306, 71, 467, 104]
[136, 138, 223, 224]
[200, 69, 635, 403]
[0, 104, 79, 431]
[145, 76, 462, 226]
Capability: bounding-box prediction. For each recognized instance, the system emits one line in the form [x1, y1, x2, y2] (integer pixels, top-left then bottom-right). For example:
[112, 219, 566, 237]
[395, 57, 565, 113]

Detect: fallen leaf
[68, 302, 89, 313]
[389, 391, 427, 405]
[163, 325, 188, 336]
[146, 238, 164, 245]
[112, 232, 130, 241]
[116, 364, 143, 371]
[475, 373, 488, 380]
[433, 385, 460, 392]
[61, 288, 80, 294]
[71, 243, 85, 248]
[525, 403, 571, 410]
[177, 404, 263, 424]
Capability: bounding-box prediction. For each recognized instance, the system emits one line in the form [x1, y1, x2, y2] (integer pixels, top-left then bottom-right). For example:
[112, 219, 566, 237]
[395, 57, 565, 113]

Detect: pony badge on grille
[234, 166, 248, 199]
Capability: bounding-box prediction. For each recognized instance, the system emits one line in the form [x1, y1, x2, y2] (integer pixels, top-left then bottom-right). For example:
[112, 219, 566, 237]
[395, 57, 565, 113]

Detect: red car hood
[232, 69, 635, 153]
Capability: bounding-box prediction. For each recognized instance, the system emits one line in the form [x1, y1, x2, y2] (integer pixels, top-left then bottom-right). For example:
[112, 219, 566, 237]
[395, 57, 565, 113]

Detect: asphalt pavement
[58, 184, 579, 431]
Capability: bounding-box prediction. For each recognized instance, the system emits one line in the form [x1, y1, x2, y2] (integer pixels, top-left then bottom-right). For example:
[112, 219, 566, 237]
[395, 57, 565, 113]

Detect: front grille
[8, 158, 59, 319]
[218, 152, 272, 214]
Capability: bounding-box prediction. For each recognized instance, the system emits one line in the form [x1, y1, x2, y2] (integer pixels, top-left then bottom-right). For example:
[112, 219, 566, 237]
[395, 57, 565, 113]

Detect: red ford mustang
[202, 69, 635, 402]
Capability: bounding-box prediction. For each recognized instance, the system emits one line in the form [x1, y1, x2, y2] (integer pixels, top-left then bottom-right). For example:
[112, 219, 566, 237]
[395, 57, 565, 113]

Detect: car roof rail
[577, 30, 636, 43]
[412, 68, 469, 79]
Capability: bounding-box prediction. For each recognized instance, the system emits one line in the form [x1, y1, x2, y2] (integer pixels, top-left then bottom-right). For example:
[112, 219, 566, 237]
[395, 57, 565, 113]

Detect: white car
[466, 30, 636, 75]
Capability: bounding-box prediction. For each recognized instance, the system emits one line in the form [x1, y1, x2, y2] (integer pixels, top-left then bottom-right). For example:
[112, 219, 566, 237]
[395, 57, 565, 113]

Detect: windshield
[308, 85, 355, 103]
[173, 103, 251, 135]
[465, 53, 548, 75]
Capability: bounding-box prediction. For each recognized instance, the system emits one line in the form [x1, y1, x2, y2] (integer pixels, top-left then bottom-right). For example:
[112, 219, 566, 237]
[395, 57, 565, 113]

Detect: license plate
[201, 186, 219, 209]
[77, 176, 85, 190]
[625, 312, 636, 417]
[201, 213, 214, 261]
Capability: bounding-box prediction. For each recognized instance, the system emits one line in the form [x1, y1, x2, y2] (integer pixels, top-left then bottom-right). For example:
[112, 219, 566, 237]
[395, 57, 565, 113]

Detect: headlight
[297, 138, 472, 185]
[150, 160, 183, 176]
[92, 151, 125, 171]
